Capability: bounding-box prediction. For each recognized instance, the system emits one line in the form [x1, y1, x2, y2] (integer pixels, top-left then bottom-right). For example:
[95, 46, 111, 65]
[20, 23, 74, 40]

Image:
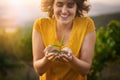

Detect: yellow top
[33, 17, 95, 80]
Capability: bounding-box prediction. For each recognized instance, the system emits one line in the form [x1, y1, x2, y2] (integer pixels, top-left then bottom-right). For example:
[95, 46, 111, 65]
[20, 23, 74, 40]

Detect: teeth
[61, 15, 68, 18]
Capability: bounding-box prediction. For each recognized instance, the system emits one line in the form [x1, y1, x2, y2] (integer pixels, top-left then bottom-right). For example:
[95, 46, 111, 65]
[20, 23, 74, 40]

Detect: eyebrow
[67, 0, 75, 3]
[55, 0, 75, 3]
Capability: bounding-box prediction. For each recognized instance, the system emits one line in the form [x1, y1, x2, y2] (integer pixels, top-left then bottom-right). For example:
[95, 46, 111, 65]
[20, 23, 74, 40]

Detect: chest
[56, 29, 72, 46]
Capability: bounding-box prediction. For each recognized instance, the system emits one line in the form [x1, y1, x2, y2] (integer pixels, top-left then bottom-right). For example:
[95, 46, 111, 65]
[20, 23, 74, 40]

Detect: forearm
[34, 57, 51, 76]
[69, 56, 91, 76]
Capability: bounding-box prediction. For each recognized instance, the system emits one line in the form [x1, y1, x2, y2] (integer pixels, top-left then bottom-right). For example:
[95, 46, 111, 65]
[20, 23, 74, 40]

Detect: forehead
[54, 0, 75, 3]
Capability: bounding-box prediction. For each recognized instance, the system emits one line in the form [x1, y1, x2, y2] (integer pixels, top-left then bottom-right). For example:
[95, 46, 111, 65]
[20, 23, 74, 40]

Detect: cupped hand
[45, 52, 57, 62]
[44, 45, 58, 61]
[56, 47, 73, 62]
[44, 46, 73, 62]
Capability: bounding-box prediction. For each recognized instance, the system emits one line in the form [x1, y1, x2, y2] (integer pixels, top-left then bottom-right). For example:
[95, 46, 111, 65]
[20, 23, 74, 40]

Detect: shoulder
[34, 17, 55, 25]
[74, 17, 95, 27]
[84, 17, 94, 24]
[33, 17, 54, 33]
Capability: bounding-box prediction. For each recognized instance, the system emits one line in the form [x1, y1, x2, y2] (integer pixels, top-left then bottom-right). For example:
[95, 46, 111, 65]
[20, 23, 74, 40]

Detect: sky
[0, 0, 41, 25]
[89, 0, 120, 16]
[0, 0, 120, 31]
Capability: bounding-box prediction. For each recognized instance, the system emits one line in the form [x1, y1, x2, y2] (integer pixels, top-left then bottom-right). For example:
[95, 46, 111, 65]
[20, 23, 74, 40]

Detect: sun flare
[5, 27, 17, 33]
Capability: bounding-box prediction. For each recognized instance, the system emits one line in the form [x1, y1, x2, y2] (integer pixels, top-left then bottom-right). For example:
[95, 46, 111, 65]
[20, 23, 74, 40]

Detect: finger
[51, 54, 58, 61]
[51, 56, 56, 62]
[62, 48, 72, 57]
[44, 45, 54, 52]
[62, 47, 69, 51]
[47, 56, 55, 60]
[44, 51, 48, 55]
[59, 54, 68, 62]
[54, 56, 59, 61]
[68, 49, 72, 54]
[61, 47, 70, 55]
[45, 53, 55, 58]
[61, 57, 69, 62]
[67, 52, 72, 57]
[44, 45, 52, 52]
[47, 55, 56, 61]
[55, 55, 62, 61]
[60, 54, 68, 59]
[55, 55, 65, 62]
[61, 53, 73, 61]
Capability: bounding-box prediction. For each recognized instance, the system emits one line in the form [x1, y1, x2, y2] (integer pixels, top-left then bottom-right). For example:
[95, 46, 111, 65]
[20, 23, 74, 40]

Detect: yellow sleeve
[85, 18, 96, 35]
[33, 18, 42, 34]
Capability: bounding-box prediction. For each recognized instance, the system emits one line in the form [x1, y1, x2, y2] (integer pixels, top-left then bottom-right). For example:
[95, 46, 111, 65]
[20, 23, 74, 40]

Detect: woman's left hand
[57, 47, 73, 62]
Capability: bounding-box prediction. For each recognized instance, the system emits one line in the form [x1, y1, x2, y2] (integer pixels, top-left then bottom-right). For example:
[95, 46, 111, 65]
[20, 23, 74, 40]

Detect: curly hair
[41, 0, 90, 18]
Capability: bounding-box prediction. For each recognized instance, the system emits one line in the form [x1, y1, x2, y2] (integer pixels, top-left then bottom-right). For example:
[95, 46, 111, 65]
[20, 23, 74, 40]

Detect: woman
[32, 0, 96, 80]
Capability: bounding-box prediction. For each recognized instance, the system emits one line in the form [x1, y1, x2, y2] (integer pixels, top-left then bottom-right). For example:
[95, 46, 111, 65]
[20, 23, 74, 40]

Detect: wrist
[43, 56, 50, 63]
[68, 55, 76, 64]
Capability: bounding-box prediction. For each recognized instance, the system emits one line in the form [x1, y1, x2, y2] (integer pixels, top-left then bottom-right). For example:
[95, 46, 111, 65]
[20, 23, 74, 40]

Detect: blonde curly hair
[41, 0, 90, 18]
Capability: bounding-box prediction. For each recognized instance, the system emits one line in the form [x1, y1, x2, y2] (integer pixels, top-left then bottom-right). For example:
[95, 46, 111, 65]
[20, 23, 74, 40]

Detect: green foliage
[0, 26, 33, 79]
[107, 21, 120, 55]
[16, 27, 32, 61]
[88, 20, 120, 80]
[0, 30, 20, 68]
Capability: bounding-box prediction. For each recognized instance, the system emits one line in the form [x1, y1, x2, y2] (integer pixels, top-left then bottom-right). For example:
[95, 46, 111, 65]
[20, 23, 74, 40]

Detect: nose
[61, 6, 68, 14]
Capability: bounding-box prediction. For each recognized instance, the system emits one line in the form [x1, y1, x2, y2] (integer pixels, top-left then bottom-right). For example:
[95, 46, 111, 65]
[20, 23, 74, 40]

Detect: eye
[56, 2, 63, 7]
[67, 2, 75, 8]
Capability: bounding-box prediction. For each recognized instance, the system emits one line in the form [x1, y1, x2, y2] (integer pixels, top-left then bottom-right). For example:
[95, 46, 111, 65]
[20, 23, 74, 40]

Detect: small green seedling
[52, 35, 65, 53]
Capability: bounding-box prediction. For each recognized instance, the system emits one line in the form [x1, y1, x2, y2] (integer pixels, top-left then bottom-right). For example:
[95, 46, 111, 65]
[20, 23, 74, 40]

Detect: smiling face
[53, 0, 77, 25]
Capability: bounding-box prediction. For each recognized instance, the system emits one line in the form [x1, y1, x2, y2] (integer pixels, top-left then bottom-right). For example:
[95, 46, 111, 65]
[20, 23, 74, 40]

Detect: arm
[32, 29, 56, 75]
[71, 31, 96, 75]
[61, 31, 96, 76]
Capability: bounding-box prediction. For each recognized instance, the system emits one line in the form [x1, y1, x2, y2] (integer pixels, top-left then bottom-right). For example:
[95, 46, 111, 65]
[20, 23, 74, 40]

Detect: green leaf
[52, 44, 61, 47]
[60, 35, 65, 46]
[52, 35, 65, 52]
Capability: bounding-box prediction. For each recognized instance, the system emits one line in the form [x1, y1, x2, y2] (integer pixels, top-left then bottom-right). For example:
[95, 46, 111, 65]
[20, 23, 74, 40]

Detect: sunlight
[0, 0, 41, 26]
[5, 27, 17, 33]
[10, 0, 23, 6]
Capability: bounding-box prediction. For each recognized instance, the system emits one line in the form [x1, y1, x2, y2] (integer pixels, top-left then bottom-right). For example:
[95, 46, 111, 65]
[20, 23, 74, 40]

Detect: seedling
[52, 35, 65, 53]
[51, 35, 70, 57]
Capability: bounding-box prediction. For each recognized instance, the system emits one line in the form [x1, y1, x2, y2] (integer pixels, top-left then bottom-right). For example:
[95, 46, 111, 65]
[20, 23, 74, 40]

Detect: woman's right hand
[44, 45, 58, 62]
[45, 53, 57, 62]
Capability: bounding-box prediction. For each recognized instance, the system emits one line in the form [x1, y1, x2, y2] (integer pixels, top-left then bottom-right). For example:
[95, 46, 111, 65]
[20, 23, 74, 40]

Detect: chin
[59, 20, 71, 25]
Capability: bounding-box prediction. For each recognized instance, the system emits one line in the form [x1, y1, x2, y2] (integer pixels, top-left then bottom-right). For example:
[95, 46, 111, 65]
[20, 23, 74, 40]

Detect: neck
[56, 22, 73, 31]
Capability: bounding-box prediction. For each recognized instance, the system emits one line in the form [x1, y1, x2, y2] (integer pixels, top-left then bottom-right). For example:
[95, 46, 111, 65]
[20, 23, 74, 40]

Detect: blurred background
[0, 0, 120, 80]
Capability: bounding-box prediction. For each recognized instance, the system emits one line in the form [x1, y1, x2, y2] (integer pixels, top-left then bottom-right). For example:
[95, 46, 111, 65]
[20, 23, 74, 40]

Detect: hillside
[91, 12, 120, 29]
